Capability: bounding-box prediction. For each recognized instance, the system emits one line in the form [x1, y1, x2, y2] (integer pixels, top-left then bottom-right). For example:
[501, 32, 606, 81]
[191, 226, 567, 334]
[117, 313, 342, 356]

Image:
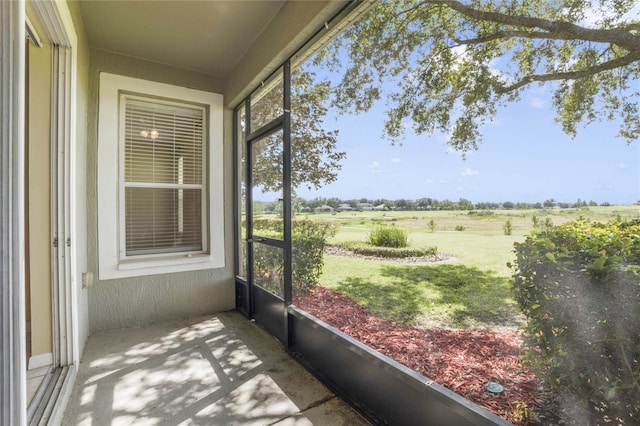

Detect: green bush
[454, 225, 466, 231]
[368, 225, 408, 248]
[468, 210, 495, 217]
[532, 215, 554, 231]
[503, 219, 513, 235]
[336, 241, 437, 258]
[512, 219, 640, 424]
[253, 218, 336, 296]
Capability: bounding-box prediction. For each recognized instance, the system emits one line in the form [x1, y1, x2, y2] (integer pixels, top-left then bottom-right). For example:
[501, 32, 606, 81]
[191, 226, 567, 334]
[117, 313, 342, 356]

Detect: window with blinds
[121, 95, 206, 256]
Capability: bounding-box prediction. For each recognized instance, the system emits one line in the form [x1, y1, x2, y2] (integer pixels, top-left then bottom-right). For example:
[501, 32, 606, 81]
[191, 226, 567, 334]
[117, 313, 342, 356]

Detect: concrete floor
[63, 311, 369, 425]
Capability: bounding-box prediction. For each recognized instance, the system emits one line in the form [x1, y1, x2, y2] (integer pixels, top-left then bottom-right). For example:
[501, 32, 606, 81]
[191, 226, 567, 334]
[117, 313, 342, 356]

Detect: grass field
[308, 205, 639, 275]
[294, 205, 640, 329]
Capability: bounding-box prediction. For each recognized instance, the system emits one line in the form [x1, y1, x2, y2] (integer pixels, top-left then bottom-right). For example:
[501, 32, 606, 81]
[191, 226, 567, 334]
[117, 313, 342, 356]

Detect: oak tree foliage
[248, 68, 345, 193]
[318, 0, 640, 153]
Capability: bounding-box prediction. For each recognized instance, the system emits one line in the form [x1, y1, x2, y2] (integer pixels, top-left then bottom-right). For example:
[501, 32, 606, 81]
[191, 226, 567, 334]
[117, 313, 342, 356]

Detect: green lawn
[320, 255, 523, 329]
[307, 205, 640, 329]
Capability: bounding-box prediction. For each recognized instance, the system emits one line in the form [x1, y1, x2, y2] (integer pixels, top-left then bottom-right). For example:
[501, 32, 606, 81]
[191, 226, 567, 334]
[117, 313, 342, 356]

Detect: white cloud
[425, 179, 434, 184]
[580, 3, 639, 27]
[438, 179, 449, 184]
[461, 168, 478, 176]
[367, 161, 381, 174]
[619, 162, 628, 169]
[451, 45, 468, 58]
[487, 57, 509, 81]
[530, 97, 544, 109]
[391, 158, 401, 164]
[581, 8, 601, 26]
[450, 45, 470, 72]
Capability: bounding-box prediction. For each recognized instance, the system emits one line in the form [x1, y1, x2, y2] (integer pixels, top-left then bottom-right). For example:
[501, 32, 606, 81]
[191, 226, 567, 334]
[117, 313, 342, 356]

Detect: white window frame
[98, 73, 224, 279]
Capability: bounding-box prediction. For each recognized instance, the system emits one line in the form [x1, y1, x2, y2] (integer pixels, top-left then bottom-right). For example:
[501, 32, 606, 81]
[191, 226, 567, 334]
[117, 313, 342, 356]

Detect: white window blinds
[122, 96, 206, 256]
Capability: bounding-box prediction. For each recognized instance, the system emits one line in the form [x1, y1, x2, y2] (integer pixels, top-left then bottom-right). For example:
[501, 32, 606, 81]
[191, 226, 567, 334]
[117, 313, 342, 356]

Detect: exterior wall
[87, 48, 233, 332]
[27, 40, 53, 359]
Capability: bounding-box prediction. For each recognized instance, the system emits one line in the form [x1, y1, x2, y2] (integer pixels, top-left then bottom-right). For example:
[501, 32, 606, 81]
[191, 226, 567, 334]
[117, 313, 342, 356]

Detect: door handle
[247, 237, 265, 243]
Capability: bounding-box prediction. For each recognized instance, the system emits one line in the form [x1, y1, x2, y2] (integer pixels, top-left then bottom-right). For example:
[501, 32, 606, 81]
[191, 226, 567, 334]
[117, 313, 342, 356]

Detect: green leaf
[589, 256, 607, 272]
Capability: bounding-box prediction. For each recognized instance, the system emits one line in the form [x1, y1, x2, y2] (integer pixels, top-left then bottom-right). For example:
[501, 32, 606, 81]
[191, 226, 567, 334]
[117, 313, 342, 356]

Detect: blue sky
[294, 78, 639, 205]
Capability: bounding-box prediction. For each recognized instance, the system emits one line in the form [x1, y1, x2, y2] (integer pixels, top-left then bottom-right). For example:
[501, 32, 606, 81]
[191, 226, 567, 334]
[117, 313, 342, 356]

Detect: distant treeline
[282, 197, 621, 212]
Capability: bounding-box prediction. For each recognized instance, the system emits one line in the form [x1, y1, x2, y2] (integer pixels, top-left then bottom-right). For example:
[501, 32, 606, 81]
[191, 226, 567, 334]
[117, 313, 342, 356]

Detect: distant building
[314, 205, 334, 212]
[374, 204, 386, 211]
[337, 203, 354, 211]
[356, 203, 375, 211]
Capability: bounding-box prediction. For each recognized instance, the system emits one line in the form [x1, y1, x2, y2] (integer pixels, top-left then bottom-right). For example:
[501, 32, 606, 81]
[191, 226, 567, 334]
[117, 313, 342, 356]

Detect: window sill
[99, 253, 223, 280]
[118, 252, 212, 270]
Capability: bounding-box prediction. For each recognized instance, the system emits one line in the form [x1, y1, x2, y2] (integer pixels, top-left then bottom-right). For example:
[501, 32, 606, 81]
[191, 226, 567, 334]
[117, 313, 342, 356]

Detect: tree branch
[620, 22, 640, 32]
[418, 0, 640, 51]
[496, 51, 640, 93]
[454, 30, 586, 45]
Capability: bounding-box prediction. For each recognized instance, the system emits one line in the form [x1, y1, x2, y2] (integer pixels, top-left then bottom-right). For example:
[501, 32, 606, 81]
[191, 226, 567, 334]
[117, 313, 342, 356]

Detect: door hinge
[66, 238, 71, 247]
[53, 237, 58, 248]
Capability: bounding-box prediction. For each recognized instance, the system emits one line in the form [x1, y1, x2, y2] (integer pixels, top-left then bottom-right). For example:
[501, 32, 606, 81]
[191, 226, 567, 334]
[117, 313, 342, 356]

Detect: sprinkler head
[485, 381, 504, 394]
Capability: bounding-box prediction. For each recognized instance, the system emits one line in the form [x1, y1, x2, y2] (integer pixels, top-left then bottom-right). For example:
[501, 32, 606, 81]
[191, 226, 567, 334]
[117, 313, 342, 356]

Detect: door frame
[246, 122, 287, 343]
[0, 1, 79, 423]
[30, 2, 79, 423]
[237, 61, 293, 345]
[1, 2, 27, 424]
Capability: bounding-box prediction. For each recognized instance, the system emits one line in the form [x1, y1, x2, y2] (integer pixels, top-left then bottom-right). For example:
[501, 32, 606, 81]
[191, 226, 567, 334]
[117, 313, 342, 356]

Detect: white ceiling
[78, 0, 286, 77]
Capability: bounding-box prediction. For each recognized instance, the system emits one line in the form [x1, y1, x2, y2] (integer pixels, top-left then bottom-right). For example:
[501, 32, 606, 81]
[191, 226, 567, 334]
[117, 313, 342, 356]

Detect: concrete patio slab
[62, 311, 369, 425]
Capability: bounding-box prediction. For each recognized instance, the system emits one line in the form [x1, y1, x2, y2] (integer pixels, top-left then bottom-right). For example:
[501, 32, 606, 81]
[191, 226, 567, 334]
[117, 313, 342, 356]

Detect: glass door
[248, 127, 288, 343]
[235, 64, 291, 344]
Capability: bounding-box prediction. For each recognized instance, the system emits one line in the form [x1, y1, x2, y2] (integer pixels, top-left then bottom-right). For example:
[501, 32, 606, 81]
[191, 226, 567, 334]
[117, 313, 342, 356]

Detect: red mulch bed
[294, 286, 546, 425]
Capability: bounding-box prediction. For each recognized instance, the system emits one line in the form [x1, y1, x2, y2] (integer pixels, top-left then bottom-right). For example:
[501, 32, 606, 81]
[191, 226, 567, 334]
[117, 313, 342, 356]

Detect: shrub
[454, 225, 466, 231]
[468, 210, 495, 217]
[512, 219, 640, 424]
[428, 219, 436, 233]
[531, 214, 540, 229]
[531, 214, 555, 232]
[503, 219, 512, 235]
[368, 225, 408, 248]
[253, 218, 336, 295]
[336, 241, 437, 258]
